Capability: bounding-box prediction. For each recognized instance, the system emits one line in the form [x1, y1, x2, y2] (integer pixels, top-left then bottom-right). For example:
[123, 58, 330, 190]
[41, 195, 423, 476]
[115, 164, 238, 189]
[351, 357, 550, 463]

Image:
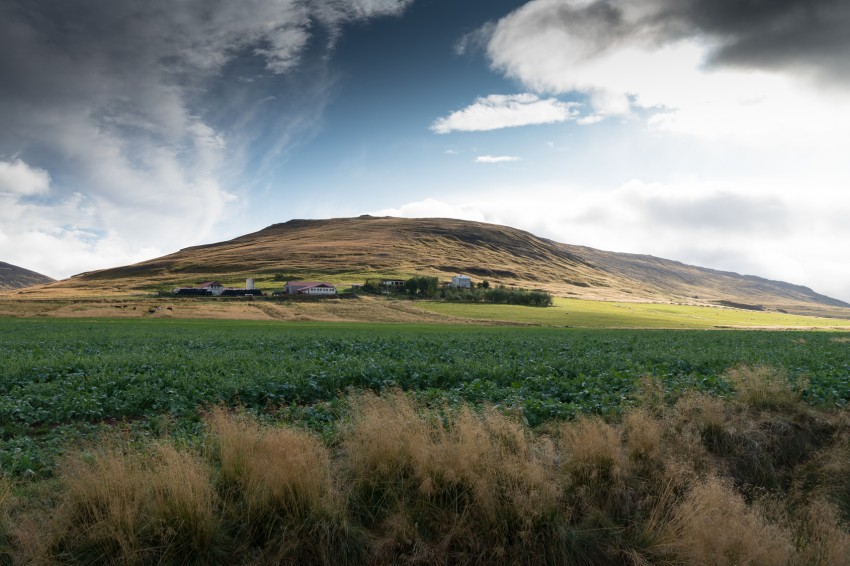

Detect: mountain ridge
[0, 261, 55, 291]
[23, 216, 849, 314]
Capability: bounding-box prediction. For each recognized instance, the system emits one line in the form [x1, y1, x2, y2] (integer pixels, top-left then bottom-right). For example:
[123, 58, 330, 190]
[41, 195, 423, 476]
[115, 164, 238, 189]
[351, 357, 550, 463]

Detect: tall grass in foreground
[3, 365, 850, 564]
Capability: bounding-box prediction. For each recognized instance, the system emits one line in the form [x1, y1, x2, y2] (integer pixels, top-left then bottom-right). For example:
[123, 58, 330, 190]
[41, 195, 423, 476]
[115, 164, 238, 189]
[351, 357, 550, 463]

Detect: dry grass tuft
[558, 416, 626, 486]
[53, 447, 150, 563]
[674, 391, 728, 432]
[793, 434, 850, 528]
[726, 364, 806, 410]
[342, 391, 431, 487]
[147, 445, 223, 562]
[205, 407, 361, 564]
[245, 427, 333, 519]
[343, 391, 564, 562]
[795, 499, 850, 565]
[660, 476, 794, 565]
[624, 408, 663, 463]
[206, 406, 259, 487]
[42, 443, 226, 564]
[670, 391, 731, 473]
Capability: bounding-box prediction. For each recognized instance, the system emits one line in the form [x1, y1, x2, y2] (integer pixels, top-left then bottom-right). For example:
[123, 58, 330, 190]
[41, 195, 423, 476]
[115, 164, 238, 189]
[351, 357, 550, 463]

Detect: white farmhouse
[450, 275, 472, 288]
[197, 281, 225, 295]
[284, 281, 337, 295]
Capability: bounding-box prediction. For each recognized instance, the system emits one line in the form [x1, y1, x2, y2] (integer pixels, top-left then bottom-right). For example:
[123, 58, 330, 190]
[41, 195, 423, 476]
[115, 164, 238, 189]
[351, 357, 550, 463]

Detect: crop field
[2, 317, 850, 478]
[3, 317, 850, 564]
[419, 297, 850, 328]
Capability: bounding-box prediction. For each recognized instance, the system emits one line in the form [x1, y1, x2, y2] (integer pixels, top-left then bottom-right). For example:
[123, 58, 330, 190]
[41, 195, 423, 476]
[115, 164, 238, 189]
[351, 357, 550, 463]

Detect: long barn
[283, 281, 337, 295]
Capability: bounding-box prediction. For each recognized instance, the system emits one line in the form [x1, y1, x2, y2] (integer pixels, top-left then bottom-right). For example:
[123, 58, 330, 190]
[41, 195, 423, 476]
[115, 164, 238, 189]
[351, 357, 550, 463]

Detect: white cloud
[576, 114, 604, 125]
[372, 198, 490, 222]
[431, 94, 578, 134]
[0, 159, 51, 196]
[474, 155, 522, 163]
[484, 0, 850, 142]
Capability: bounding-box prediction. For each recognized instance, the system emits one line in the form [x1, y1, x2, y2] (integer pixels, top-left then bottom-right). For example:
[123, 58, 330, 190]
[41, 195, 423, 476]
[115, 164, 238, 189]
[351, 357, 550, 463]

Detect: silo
[246, 278, 255, 290]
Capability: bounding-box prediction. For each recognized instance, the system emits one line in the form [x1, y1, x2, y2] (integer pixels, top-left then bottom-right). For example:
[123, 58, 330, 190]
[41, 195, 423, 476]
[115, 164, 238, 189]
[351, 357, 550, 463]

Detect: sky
[1, 0, 849, 301]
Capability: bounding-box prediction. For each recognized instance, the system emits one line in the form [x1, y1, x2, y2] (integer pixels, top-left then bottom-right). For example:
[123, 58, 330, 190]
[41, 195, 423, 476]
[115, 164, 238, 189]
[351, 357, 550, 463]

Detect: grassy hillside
[0, 261, 54, 290]
[19, 216, 850, 317]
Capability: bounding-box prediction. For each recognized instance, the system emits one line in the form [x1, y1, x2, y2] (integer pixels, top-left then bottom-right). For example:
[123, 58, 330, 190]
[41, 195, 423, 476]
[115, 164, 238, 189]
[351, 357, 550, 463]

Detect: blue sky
[1, 0, 849, 301]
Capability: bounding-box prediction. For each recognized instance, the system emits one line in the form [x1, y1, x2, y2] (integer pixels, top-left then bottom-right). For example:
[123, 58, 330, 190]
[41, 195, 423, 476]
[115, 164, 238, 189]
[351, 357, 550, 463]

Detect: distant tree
[404, 278, 418, 295]
[362, 279, 383, 294]
[418, 276, 438, 297]
[438, 285, 552, 307]
[404, 276, 438, 298]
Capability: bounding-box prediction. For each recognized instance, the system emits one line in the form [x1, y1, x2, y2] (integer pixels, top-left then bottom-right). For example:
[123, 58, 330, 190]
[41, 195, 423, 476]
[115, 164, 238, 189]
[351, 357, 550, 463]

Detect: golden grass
[148, 445, 222, 561]
[659, 476, 794, 565]
[795, 499, 850, 565]
[558, 416, 625, 486]
[208, 407, 333, 519]
[726, 364, 806, 410]
[25, 443, 226, 564]
[623, 408, 663, 462]
[342, 392, 563, 561]
[6, 371, 850, 564]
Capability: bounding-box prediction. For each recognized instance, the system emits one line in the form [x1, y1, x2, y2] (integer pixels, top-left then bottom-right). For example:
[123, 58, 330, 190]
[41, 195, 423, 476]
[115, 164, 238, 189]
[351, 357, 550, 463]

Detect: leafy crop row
[1, 319, 849, 477]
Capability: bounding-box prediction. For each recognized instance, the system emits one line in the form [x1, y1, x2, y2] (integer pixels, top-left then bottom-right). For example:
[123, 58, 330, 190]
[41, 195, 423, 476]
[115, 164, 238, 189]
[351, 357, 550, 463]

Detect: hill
[24, 216, 850, 315]
[0, 261, 55, 290]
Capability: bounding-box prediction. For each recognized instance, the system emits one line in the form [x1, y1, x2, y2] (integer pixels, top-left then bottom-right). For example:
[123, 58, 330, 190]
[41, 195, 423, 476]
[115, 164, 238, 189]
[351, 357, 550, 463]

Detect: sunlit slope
[26, 215, 849, 317]
[418, 298, 850, 329]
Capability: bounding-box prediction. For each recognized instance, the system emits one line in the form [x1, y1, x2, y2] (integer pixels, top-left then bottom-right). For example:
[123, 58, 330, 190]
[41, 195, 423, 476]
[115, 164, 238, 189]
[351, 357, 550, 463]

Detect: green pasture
[419, 297, 850, 328]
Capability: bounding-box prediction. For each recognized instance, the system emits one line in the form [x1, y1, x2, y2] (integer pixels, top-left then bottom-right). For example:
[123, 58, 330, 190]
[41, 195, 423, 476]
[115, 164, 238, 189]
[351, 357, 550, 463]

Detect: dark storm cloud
[0, 0, 413, 204]
[656, 0, 850, 78]
[499, 0, 850, 83]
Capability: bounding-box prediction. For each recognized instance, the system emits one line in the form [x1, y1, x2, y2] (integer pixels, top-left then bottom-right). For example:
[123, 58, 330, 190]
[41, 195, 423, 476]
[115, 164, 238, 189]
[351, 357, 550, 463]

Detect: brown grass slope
[27, 215, 849, 314]
[0, 261, 54, 291]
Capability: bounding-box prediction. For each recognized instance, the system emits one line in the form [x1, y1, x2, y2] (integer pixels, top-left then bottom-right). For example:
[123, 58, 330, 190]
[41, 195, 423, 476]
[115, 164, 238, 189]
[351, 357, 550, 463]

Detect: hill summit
[33, 216, 849, 314]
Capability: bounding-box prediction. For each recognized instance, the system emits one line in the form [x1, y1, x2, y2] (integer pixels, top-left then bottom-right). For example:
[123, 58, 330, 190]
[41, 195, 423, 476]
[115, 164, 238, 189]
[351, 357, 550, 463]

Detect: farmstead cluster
[172, 274, 482, 298]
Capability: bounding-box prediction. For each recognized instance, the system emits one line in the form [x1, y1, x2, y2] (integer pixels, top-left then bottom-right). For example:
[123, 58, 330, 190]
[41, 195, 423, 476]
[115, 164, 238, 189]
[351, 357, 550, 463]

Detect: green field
[2, 317, 850, 477]
[420, 297, 850, 328]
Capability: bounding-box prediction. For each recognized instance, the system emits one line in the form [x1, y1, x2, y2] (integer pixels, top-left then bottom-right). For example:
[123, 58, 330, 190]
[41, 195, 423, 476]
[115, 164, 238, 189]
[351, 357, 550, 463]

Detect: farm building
[173, 279, 262, 296]
[382, 279, 405, 289]
[283, 281, 337, 295]
[197, 281, 224, 295]
[450, 275, 472, 288]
